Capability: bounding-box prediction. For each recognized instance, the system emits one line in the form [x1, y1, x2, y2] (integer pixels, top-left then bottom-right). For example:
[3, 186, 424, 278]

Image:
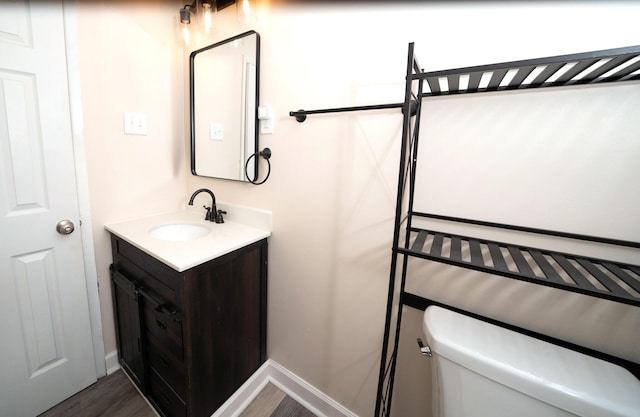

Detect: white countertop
[105, 206, 271, 272]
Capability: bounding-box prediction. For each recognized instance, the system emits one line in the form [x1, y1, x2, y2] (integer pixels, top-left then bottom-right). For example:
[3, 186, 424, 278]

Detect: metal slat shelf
[400, 228, 640, 307]
[417, 45, 640, 96]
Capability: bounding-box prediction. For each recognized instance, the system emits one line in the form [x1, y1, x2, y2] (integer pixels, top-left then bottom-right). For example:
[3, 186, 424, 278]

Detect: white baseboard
[212, 359, 359, 417]
[104, 350, 120, 375]
[267, 361, 360, 417]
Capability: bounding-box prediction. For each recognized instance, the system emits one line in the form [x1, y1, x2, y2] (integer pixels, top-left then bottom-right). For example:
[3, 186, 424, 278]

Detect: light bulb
[182, 22, 190, 45]
[239, 0, 252, 24]
[203, 7, 212, 33]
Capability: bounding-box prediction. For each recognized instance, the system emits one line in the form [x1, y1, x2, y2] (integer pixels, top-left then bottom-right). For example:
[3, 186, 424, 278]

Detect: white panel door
[0, 1, 97, 416]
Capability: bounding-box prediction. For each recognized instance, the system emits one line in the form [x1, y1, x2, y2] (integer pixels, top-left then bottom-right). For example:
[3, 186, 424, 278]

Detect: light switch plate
[210, 123, 224, 141]
[124, 112, 147, 135]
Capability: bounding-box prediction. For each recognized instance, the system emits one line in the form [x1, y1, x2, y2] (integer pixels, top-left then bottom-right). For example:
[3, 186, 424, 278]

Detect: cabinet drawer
[148, 368, 186, 417]
[112, 236, 179, 292]
[147, 332, 186, 399]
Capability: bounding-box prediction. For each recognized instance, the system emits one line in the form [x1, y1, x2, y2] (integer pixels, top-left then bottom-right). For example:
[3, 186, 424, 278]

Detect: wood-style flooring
[38, 369, 317, 417]
[239, 382, 316, 417]
[38, 370, 156, 417]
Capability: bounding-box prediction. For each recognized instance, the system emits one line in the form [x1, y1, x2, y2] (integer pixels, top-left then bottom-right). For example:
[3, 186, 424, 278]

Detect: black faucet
[188, 188, 217, 222]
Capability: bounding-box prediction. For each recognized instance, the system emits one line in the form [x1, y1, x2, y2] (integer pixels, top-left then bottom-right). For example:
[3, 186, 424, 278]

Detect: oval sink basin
[149, 223, 210, 241]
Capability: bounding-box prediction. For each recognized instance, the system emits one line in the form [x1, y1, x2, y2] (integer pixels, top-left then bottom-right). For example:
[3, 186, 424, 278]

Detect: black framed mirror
[190, 30, 260, 181]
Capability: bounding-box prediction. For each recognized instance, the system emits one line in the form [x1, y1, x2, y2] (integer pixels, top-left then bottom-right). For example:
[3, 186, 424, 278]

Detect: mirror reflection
[190, 31, 260, 181]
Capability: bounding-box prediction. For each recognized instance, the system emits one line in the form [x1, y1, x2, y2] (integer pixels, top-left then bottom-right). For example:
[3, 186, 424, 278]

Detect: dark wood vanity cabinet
[110, 235, 267, 417]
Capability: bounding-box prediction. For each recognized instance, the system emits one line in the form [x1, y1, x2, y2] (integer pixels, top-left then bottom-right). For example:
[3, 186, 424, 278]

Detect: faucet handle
[215, 210, 227, 224]
[202, 205, 212, 221]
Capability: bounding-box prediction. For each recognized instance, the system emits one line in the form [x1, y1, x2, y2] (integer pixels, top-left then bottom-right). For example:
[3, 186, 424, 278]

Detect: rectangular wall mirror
[190, 30, 260, 181]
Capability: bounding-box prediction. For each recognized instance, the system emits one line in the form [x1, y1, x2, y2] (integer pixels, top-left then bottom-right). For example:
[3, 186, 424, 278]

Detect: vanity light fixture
[179, 0, 219, 45]
[179, 1, 256, 45]
[179, 2, 194, 45]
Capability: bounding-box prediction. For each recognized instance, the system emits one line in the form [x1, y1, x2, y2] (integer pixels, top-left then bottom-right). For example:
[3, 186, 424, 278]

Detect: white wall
[415, 84, 640, 241]
[77, 1, 640, 417]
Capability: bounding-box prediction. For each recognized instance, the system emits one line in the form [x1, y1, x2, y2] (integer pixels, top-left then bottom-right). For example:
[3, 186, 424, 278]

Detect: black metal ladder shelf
[375, 42, 640, 417]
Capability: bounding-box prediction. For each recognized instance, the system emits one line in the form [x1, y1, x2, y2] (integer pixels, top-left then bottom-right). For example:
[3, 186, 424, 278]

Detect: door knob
[56, 220, 75, 235]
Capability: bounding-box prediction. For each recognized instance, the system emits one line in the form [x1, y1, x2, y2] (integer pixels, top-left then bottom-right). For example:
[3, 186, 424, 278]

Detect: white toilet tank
[423, 306, 640, 417]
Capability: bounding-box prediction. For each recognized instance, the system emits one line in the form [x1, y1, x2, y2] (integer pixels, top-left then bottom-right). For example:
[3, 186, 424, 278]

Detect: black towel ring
[244, 148, 271, 185]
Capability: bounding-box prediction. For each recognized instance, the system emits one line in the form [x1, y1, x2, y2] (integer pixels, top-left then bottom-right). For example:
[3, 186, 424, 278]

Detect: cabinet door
[111, 268, 145, 390]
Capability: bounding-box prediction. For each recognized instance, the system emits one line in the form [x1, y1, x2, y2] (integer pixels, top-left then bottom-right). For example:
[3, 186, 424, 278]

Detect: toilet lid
[423, 305, 640, 417]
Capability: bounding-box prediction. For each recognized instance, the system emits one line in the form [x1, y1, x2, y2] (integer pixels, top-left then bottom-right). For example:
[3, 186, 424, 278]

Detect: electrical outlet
[260, 118, 274, 135]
